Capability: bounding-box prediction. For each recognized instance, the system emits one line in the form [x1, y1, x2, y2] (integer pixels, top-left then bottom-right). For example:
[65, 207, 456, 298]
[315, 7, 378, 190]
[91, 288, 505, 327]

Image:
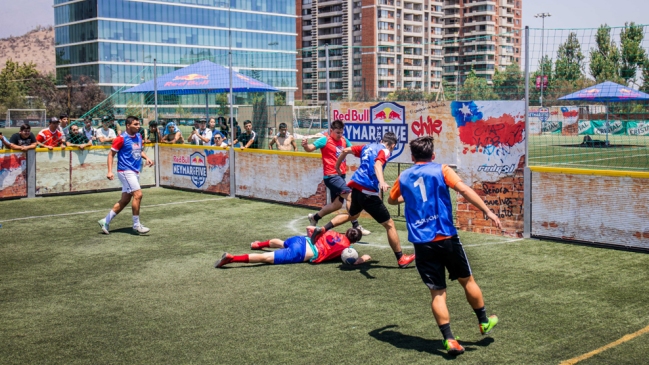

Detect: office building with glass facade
[54, 0, 297, 115]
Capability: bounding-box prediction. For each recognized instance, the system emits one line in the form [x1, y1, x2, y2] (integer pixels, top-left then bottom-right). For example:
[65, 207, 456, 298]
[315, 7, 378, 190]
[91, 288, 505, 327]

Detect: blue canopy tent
[558, 81, 649, 144]
[123, 59, 279, 121]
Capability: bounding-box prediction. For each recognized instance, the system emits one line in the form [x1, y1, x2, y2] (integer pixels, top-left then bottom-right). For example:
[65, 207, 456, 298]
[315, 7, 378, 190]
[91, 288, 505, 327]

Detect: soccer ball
[341, 247, 359, 265]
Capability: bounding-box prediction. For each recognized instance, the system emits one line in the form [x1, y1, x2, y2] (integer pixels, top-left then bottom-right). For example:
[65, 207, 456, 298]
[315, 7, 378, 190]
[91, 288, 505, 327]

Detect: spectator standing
[189, 119, 213, 145]
[144, 121, 161, 143]
[59, 113, 70, 139]
[218, 116, 229, 139]
[97, 117, 117, 145]
[161, 122, 184, 144]
[66, 124, 93, 149]
[269, 122, 296, 151]
[36, 117, 67, 149]
[82, 117, 97, 145]
[232, 120, 257, 149]
[208, 118, 217, 133]
[8, 125, 38, 150]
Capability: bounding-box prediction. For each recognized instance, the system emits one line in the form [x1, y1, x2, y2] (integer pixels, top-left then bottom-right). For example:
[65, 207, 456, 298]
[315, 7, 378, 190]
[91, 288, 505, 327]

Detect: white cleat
[308, 213, 318, 226]
[357, 225, 371, 236]
[133, 224, 150, 234]
[98, 219, 110, 235]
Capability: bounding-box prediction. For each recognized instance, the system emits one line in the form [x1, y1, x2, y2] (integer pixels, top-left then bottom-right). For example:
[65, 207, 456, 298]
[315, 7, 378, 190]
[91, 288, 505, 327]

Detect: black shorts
[413, 236, 472, 290]
[348, 188, 391, 224]
[324, 174, 351, 201]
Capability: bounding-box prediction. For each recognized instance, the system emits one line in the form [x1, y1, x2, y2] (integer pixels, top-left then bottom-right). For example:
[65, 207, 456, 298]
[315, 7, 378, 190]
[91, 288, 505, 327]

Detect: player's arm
[141, 150, 154, 167]
[269, 136, 276, 150]
[35, 134, 52, 150]
[334, 146, 354, 175]
[353, 254, 372, 265]
[290, 137, 297, 151]
[106, 149, 116, 180]
[374, 151, 390, 192]
[453, 181, 502, 229]
[197, 131, 211, 143]
[301, 136, 320, 152]
[387, 179, 404, 205]
[243, 133, 255, 149]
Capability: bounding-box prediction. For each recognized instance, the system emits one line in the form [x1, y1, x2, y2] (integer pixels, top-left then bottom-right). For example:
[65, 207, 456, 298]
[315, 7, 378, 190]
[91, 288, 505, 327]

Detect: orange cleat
[397, 253, 416, 268]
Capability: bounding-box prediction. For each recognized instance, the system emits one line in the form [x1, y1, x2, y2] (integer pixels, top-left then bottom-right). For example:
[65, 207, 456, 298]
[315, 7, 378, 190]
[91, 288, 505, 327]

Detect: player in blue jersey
[98, 116, 155, 235]
[310, 132, 415, 269]
[387, 136, 501, 356]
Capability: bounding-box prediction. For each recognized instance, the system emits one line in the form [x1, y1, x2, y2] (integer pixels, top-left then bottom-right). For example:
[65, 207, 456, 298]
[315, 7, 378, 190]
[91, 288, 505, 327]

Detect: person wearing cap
[82, 117, 97, 144]
[66, 124, 93, 149]
[58, 113, 70, 139]
[97, 117, 117, 145]
[36, 117, 67, 149]
[161, 122, 184, 144]
[8, 125, 38, 151]
[189, 119, 212, 145]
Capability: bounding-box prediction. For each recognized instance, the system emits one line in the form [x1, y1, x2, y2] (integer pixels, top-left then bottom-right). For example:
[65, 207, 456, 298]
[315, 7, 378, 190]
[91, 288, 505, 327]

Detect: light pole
[535, 12, 551, 106]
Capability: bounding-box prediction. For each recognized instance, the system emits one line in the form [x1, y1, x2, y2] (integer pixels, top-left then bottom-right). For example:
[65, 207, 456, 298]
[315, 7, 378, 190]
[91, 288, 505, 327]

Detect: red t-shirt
[310, 230, 351, 264]
[315, 135, 351, 176]
[36, 128, 65, 147]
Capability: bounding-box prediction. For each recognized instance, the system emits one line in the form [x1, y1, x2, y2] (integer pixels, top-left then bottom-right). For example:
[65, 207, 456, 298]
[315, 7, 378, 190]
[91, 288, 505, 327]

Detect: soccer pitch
[1, 188, 648, 364]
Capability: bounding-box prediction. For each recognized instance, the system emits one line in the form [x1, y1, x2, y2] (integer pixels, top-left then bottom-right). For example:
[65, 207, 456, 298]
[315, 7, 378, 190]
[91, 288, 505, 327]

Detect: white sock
[133, 215, 140, 227]
[105, 210, 117, 224]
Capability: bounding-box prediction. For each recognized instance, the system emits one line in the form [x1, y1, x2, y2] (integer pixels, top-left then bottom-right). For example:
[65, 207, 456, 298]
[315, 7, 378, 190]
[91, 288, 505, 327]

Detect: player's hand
[107, 172, 114, 180]
[354, 254, 372, 265]
[486, 211, 502, 230]
[301, 139, 308, 147]
[146, 159, 154, 167]
[379, 181, 390, 192]
[47, 145, 53, 150]
[335, 167, 343, 175]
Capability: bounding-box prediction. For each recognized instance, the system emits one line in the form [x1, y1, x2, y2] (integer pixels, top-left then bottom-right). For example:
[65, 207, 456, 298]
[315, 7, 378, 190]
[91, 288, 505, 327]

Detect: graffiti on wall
[0, 152, 27, 198]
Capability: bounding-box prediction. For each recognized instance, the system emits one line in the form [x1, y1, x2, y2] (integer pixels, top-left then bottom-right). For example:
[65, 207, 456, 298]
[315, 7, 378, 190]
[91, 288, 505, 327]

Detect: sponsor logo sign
[172, 152, 207, 188]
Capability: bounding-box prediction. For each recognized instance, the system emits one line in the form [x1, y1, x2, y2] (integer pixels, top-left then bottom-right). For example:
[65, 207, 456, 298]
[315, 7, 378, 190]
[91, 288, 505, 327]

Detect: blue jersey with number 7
[399, 162, 457, 243]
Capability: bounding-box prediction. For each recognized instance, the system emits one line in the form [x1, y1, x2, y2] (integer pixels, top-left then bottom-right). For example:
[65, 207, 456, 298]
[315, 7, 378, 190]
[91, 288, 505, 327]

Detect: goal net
[5, 109, 47, 128]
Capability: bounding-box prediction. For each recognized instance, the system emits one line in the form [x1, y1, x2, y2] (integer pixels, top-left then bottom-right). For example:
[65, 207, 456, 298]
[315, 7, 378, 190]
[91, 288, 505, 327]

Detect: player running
[98, 116, 154, 235]
[311, 132, 415, 269]
[214, 227, 369, 268]
[387, 136, 500, 356]
[301, 120, 369, 235]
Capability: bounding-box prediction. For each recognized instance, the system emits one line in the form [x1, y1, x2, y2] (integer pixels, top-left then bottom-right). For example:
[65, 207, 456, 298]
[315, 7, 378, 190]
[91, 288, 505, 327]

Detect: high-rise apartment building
[54, 0, 297, 115]
[296, 0, 521, 105]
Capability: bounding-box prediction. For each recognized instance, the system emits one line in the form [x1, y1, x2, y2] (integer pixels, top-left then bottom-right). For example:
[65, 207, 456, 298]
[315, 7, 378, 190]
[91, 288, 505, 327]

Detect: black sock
[313, 213, 321, 223]
[439, 323, 454, 340]
[474, 306, 488, 324]
[324, 222, 334, 231]
[351, 220, 359, 228]
[394, 251, 403, 260]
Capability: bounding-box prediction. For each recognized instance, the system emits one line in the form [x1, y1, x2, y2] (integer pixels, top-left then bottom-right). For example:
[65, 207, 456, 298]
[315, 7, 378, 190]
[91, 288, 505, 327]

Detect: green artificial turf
[1, 188, 648, 364]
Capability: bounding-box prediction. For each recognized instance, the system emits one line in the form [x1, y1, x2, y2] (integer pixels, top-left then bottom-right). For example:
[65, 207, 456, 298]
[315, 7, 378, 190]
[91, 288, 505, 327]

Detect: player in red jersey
[214, 227, 370, 268]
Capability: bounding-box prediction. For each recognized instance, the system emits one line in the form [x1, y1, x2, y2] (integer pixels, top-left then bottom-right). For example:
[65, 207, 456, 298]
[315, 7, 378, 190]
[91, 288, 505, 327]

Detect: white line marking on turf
[0, 197, 231, 223]
[464, 238, 526, 247]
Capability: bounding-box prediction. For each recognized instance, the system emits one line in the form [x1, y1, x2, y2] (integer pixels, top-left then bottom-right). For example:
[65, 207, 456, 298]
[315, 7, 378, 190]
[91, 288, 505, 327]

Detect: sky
[0, 0, 648, 39]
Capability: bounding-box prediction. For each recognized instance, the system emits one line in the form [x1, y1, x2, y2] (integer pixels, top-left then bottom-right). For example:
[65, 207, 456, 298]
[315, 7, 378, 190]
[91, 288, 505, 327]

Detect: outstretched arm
[353, 254, 371, 265]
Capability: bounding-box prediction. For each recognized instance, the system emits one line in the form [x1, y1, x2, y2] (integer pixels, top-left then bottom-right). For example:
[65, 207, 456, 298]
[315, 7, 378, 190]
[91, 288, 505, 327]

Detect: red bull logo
[371, 103, 404, 123]
[172, 152, 207, 188]
[192, 156, 204, 165]
[173, 74, 209, 81]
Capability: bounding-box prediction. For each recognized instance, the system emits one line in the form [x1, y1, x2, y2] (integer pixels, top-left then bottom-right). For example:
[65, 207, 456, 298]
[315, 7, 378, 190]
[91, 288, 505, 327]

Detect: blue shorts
[274, 236, 308, 265]
[324, 174, 351, 201]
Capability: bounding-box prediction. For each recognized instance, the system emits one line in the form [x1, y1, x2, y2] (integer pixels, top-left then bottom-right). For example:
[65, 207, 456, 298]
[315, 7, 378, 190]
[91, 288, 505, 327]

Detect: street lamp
[535, 12, 551, 106]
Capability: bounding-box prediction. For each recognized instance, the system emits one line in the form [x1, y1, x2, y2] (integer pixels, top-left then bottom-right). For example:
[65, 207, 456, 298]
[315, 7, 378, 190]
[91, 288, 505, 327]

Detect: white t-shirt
[96, 127, 116, 144]
[214, 141, 228, 148]
[190, 128, 213, 146]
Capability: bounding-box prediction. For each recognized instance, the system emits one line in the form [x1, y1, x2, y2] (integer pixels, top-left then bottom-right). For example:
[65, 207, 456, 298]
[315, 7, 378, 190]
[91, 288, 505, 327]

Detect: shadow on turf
[369, 325, 494, 359]
[99, 227, 149, 236]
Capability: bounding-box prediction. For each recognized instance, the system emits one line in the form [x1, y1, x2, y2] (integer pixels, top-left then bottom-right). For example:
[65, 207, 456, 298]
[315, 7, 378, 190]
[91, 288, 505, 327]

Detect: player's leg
[216, 237, 310, 268]
[309, 175, 349, 224]
[364, 194, 415, 268]
[250, 238, 285, 250]
[414, 242, 464, 355]
[98, 190, 132, 235]
[448, 237, 498, 335]
[122, 171, 149, 234]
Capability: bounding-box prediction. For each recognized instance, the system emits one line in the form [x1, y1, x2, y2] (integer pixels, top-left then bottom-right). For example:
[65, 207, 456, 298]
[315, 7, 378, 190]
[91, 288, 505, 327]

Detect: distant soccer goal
[4, 109, 47, 128]
[292, 106, 325, 138]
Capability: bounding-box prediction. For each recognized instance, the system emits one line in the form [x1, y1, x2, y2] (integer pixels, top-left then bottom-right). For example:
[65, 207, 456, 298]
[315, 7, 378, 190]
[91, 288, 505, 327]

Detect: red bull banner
[159, 145, 230, 194]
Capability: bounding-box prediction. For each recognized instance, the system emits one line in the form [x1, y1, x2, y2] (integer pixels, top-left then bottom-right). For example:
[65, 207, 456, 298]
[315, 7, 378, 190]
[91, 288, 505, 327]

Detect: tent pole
[154, 59, 158, 126]
[228, 2, 236, 198]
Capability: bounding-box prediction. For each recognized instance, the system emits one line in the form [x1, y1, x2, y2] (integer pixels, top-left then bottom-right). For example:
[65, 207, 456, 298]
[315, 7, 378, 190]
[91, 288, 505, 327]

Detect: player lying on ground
[98, 116, 154, 235]
[214, 227, 369, 268]
[387, 136, 500, 356]
[311, 132, 415, 269]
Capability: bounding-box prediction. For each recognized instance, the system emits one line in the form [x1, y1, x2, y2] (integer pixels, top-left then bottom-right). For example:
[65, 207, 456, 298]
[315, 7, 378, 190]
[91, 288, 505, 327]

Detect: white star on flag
[459, 103, 472, 116]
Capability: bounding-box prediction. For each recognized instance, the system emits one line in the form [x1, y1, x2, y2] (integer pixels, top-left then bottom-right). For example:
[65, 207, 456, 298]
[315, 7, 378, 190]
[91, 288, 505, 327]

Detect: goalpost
[292, 106, 324, 138]
[5, 109, 47, 128]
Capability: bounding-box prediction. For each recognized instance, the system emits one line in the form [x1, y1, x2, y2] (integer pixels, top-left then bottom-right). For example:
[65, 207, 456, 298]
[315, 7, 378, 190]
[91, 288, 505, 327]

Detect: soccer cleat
[214, 252, 234, 268]
[133, 224, 150, 234]
[480, 315, 499, 335]
[98, 219, 110, 235]
[397, 253, 416, 268]
[250, 241, 262, 250]
[443, 339, 465, 356]
[310, 227, 324, 243]
[357, 225, 371, 236]
[308, 213, 318, 226]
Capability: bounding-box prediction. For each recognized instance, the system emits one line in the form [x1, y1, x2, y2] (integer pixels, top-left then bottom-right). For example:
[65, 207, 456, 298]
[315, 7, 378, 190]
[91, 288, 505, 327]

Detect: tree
[0, 60, 40, 114]
[619, 22, 646, 83]
[641, 58, 649, 93]
[274, 92, 286, 106]
[555, 32, 585, 83]
[216, 93, 229, 116]
[56, 75, 107, 118]
[459, 70, 497, 100]
[385, 88, 427, 101]
[590, 24, 622, 83]
[493, 63, 524, 100]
